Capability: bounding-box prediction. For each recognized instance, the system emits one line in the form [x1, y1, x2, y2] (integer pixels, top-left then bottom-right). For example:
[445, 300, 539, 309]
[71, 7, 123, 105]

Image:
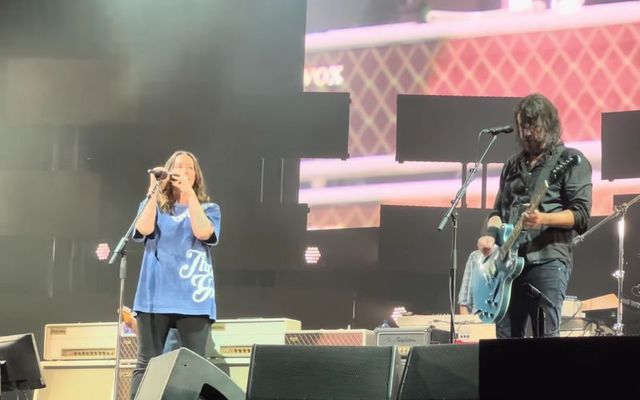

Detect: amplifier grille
[285, 331, 369, 346]
[119, 335, 138, 362]
[56, 335, 138, 362]
[116, 364, 134, 400]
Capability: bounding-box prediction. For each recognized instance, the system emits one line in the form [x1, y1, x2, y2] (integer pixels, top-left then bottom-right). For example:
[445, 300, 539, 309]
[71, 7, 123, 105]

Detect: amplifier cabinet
[45, 318, 301, 361]
[454, 323, 496, 341]
[285, 329, 375, 346]
[39, 318, 293, 396]
[210, 318, 301, 358]
[33, 360, 133, 400]
[375, 327, 450, 358]
[44, 322, 137, 362]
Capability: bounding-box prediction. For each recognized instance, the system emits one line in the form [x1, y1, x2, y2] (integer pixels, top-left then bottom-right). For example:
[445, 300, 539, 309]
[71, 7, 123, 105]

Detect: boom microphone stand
[573, 193, 640, 336]
[438, 131, 500, 343]
[108, 179, 162, 399]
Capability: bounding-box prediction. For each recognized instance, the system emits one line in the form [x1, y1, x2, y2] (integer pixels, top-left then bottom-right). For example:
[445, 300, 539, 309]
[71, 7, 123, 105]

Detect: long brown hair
[157, 150, 210, 213]
[514, 93, 563, 153]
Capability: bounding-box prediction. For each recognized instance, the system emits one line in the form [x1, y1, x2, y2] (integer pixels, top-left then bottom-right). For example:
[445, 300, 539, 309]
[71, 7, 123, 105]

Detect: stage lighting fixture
[304, 246, 322, 264]
[96, 243, 110, 261]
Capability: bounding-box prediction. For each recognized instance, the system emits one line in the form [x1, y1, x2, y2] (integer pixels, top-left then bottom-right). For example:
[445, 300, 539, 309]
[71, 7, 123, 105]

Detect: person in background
[458, 249, 484, 315]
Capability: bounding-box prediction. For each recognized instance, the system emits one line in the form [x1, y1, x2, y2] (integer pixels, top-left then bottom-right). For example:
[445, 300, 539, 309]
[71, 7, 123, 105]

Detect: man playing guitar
[477, 93, 592, 338]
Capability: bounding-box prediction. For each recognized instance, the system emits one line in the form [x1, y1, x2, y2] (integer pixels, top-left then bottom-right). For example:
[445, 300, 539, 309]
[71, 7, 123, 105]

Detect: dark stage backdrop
[0, 0, 352, 350]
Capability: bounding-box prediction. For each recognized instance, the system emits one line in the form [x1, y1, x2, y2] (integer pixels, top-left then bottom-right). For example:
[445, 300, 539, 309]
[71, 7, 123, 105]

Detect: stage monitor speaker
[479, 336, 640, 399]
[398, 344, 479, 400]
[134, 348, 244, 400]
[246, 345, 402, 400]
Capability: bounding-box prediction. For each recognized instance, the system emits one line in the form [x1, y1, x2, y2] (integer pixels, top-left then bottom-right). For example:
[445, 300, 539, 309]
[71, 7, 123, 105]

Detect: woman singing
[129, 150, 221, 399]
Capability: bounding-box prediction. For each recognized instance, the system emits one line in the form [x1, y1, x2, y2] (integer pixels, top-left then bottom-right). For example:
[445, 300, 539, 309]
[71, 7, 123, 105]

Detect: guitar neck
[498, 181, 549, 259]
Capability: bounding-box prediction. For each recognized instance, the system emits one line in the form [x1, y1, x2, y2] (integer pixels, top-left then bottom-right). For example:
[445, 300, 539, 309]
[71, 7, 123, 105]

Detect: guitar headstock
[550, 154, 581, 183]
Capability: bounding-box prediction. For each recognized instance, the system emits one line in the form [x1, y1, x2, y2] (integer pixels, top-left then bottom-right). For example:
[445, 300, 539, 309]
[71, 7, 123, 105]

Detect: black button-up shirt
[490, 144, 593, 267]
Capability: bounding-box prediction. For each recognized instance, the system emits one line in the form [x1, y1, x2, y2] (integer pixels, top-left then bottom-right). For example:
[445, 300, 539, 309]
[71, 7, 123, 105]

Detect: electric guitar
[471, 154, 581, 323]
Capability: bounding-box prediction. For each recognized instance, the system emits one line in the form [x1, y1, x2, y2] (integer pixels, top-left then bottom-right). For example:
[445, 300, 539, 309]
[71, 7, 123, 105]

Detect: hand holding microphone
[147, 167, 192, 194]
[169, 171, 192, 193]
[146, 167, 171, 197]
[147, 167, 170, 180]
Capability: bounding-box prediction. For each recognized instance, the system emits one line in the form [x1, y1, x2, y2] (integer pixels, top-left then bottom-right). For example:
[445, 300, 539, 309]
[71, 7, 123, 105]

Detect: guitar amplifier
[33, 360, 134, 400]
[374, 327, 450, 358]
[284, 329, 375, 346]
[396, 314, 496, 342]
[209, 318, 301, 358]
[454, 323, 496, 342]
[562, 296, 581, 316]
[45, 318, 300, 362]
[44, 322, 137, 362]
[396, 314, 482, 330]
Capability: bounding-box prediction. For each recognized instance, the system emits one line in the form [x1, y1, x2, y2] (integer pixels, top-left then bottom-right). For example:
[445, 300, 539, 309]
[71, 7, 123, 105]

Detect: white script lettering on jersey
[179, 249, 215, 302]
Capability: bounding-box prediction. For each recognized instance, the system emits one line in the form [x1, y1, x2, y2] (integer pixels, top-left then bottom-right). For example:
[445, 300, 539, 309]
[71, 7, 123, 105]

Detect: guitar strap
[531, 144, 567, 197]
[516, 144, 568, 247]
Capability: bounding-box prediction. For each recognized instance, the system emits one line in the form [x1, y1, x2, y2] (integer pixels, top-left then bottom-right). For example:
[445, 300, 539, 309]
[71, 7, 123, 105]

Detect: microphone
[482, 125, 513, 135]
[147, 168, 168, 180]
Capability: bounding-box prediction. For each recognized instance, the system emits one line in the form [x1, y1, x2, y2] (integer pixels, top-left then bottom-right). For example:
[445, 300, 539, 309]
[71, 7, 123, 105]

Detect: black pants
[129, 312, 212, 400]
[496, 259, 571, 338]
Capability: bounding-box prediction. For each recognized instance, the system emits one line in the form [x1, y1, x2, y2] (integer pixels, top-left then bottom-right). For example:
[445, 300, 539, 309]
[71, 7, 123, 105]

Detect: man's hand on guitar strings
[522, 209, 545, 230]
[477, 236, 496, 257]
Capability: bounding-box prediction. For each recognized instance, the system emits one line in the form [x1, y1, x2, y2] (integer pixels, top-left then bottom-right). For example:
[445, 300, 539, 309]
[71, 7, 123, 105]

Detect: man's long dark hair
[514, 93, 562, 153]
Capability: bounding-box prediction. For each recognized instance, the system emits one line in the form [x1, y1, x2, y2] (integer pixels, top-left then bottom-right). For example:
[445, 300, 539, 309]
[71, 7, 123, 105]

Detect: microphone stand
[108, 180, 162, 400]
[524, 283, 554, 337]
[573, 193, 640, 336]
[437, 132, 499, 343]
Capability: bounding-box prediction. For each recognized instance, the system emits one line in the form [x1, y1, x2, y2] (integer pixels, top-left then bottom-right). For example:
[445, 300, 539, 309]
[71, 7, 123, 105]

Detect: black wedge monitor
[0, 333, 45, 393]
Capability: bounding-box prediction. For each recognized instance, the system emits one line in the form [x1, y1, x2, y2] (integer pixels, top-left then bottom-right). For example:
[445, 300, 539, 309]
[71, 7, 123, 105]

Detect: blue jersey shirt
[132, 201, 221, 320]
